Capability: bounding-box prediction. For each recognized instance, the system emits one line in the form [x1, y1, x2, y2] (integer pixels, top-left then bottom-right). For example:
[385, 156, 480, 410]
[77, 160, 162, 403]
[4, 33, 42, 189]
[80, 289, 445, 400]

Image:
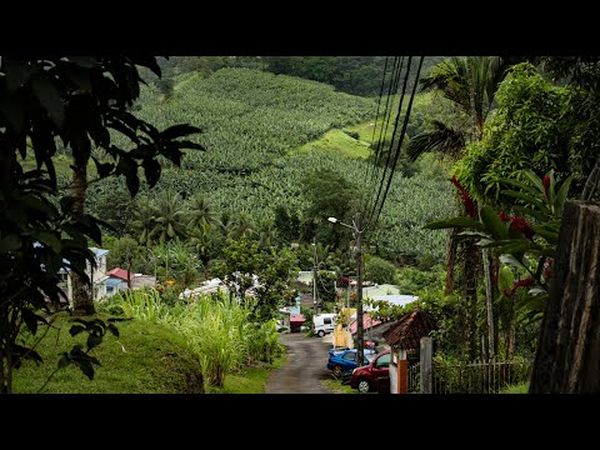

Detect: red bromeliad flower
[505, 278, 536, 298]
[451, 175, 477, 218]
[509, 215, 535, 239]
[543, 174, 551, 197]
[498, 211, 511, 222]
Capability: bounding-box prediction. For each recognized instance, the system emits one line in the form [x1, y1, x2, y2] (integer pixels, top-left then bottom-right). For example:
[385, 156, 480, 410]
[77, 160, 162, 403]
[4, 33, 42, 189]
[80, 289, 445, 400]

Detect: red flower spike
[509, 278, 535, 297]
[509, 216, 535, 239]
[498, 211, 511, 222]
[543, 175, 551, 197]
[450, 176, 477, 218]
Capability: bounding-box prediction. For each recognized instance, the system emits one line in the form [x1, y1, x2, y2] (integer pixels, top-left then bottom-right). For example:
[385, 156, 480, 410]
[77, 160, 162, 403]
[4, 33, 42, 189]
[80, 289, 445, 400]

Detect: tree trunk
[530, 201, 600, 393]
[482, 247, 496, 361]
[463, 240, 480, 360]
[71, 160, 95, 315]
[445, 228, 458, 294]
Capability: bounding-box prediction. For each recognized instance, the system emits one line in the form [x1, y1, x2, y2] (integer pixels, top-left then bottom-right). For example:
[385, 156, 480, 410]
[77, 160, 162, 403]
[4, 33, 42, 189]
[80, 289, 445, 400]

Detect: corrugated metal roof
[107, 267, 132, 281]
[349, 313, 382, 334]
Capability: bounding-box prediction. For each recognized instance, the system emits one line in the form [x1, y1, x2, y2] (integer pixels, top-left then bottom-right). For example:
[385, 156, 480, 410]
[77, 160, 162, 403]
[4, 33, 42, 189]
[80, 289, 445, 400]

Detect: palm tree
[149, 192, 188, 244]
[131, 197, 158, 247]
[228, 212, 256, 240]
[407, 56, 511, 360]
[187, 194, 218, 230]
[189, 222, 214, 264]
[407, 56, 508, 161]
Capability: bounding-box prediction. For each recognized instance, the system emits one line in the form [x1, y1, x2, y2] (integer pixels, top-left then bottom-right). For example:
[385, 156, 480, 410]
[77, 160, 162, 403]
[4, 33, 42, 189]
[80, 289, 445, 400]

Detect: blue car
[327, 348, 377, 378]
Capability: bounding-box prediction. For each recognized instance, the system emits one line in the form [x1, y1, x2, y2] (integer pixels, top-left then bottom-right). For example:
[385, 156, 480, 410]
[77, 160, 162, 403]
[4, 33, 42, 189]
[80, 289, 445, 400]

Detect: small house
[383, 310, 436, 394]
[57, 247, 110, 305]
[97, 268, 157, 299]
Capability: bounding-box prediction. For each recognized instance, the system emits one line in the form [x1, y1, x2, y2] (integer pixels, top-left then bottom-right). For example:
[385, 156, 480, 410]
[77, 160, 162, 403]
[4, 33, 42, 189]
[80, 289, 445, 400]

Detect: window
[376, 354, 391, 368]
[323, 318, 332, 325]
[342, 352, 356, 361]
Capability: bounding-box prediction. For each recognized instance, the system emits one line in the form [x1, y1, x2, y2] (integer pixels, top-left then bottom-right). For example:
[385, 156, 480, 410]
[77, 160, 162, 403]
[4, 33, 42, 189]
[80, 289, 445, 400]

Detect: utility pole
[354, 214, 365, 367]
[312, 239, 318, 314]
[328, 214, 365, 366]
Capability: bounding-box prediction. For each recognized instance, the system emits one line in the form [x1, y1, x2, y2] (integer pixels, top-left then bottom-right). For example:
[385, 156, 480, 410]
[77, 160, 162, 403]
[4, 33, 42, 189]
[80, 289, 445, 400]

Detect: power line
[363, 57, 403, 219]
[369, 56, 413, 224]
[372, 57, 424, 223]
[361, 56, 398, 214]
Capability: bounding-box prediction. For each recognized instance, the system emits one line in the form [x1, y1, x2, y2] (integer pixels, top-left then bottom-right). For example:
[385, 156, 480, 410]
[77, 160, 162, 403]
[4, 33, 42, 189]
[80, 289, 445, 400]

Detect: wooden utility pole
[312, 239, 318, 314]
[354, 215, 365, 367]
[530, 201, 600, 393]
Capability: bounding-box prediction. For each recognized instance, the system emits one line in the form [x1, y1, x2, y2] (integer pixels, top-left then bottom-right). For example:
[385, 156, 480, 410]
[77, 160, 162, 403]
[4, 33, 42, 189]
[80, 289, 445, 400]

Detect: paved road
[266, 333, 331, 393]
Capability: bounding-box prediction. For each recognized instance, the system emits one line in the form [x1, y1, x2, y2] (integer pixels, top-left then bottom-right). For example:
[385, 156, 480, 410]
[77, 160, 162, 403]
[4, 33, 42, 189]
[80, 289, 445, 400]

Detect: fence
[431, 359, 532, 394]
[408, 362, 420, 393]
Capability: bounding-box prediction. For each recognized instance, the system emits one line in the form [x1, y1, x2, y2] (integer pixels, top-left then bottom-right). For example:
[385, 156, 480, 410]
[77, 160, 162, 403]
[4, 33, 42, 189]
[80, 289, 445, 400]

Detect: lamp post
[328, 215, 365, 366]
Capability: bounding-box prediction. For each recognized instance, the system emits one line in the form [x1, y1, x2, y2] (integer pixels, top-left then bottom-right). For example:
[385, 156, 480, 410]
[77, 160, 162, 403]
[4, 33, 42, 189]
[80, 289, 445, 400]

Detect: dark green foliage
[364, 255, 397, 285]
[274, 205, 301, 244]
[0, 56, 200, 392]
[104, 236, 147, 277]
[265, 57, 444, 96]
[395, 265, 445, 295]
[315, 270, 337, 305]
[456, 64, 573, 203]
[303, 168, 358, 249]
[211, 236, 299, 321]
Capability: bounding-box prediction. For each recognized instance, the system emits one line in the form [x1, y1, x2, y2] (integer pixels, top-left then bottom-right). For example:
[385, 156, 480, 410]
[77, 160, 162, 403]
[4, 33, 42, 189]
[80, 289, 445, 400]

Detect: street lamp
[328, 214, 366, 366]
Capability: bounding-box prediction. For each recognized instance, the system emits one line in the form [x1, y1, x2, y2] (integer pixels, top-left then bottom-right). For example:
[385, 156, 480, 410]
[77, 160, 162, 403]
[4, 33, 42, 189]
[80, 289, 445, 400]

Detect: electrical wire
[372, 56, 424, 223]
[368, 56, 413, 224]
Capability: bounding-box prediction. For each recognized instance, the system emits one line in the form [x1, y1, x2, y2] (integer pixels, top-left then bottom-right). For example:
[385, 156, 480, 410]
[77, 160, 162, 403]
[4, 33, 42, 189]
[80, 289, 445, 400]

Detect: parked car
[350, 351, 391, 393]
[313, 313, 337, 337]
[327, 348, 377, 378]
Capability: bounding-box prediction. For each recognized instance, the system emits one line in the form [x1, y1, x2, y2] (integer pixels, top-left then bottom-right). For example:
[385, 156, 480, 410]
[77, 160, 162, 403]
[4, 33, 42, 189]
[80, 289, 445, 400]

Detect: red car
[350, 351, 391, 393]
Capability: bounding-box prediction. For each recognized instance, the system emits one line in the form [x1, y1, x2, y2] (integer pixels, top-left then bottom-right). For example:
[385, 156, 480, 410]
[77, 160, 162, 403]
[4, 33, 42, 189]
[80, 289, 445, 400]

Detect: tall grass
[103, 289, 282, 388]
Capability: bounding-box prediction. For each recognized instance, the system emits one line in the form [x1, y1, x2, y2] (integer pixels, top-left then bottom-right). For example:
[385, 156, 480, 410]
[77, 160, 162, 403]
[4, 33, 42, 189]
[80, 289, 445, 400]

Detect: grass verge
[206, 352, 288, 394]
[13, 313, 203, 394]
[499, 383, 529, 394]
[321, 378, 357, 394]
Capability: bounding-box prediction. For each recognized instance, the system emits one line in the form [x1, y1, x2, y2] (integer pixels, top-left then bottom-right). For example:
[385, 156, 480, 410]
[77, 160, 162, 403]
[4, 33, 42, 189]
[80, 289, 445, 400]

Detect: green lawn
[321, 378, 357, 394]
[294, 129, 371, 159]
[13, 313, 202, 394]
[206, 352, 288, 394]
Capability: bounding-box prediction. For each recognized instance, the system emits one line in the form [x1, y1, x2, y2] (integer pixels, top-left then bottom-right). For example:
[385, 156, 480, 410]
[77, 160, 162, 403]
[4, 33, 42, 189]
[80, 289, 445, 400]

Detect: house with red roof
[97, 267, 156, 298]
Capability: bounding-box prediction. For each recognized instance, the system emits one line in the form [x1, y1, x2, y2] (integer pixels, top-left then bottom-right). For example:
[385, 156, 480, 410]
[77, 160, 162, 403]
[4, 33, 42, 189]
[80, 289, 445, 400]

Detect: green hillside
[87, 68, 455, 262]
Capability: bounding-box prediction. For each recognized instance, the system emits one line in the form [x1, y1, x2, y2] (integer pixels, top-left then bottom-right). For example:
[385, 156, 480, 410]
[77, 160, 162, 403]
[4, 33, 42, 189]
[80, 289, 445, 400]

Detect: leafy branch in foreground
[38, 317, 129, 392]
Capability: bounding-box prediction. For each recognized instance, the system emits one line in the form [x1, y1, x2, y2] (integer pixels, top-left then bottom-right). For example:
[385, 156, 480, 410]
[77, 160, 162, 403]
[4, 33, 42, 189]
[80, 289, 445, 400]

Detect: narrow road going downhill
[266, 333, 331, 393]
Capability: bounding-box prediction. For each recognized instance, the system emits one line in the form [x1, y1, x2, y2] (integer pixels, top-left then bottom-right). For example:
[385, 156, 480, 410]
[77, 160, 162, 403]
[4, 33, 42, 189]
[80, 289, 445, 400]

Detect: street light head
[327, 217, 338, 224]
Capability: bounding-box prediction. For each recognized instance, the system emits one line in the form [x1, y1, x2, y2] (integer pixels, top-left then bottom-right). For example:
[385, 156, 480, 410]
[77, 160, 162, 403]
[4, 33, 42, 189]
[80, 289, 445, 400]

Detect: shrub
[364, 255, 397, 285]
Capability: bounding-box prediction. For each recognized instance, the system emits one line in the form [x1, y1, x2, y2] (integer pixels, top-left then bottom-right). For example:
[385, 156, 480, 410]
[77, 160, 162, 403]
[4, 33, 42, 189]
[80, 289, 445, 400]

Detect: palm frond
[406, 120, 466, 162]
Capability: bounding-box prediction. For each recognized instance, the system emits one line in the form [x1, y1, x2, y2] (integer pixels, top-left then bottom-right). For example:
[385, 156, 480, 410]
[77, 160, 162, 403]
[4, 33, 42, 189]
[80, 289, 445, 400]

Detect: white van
[313, 313, 337, 337]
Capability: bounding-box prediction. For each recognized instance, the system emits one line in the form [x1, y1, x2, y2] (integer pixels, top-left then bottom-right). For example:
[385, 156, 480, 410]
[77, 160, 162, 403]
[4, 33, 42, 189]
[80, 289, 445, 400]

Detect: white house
[58, 247, 110, 305]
